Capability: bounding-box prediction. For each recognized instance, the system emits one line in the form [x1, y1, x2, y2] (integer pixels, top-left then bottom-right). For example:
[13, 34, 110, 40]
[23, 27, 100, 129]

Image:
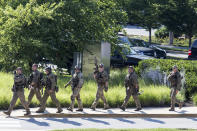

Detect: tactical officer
[36, 67, 63, 113]
[120, 66, 142, 111]
[168, 65, 183, 111]
[27, 64, 43, 106]
[4, 67, 31, 116]
[65, 65, 84, 112]
[90, 64, 109, 110]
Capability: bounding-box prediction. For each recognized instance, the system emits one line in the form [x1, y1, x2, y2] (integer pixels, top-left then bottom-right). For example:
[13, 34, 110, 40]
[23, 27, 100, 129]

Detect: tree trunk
[189, 35, 192, 47]
[169, 32, 174, 45]
[149, 28, 151, 44]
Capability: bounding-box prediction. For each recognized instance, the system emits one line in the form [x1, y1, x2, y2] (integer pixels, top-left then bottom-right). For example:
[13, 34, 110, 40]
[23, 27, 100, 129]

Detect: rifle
[65, 80, 71, 88]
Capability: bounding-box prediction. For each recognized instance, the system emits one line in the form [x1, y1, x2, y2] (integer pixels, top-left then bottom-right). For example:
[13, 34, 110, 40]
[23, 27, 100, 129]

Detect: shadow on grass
[46, 118, 82, 126]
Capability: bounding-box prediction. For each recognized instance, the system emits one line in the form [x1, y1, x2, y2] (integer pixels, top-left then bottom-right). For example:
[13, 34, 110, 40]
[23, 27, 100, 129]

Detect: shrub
[155, 27, 181, 39]
[193, 94, 197, 106]
[137, 59, 197, 100]
[155, 27, 169, 39]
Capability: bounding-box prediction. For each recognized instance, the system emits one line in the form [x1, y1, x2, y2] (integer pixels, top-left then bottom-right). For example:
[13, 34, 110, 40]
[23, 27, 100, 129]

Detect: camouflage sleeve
[49, 74, 56, 90]
[78, 73, 84, 87]
[176, 73, 182, 91]
[124, 75, 129, 87]
[167, 72, 174, 81]
[133, 73, 139, 87]
[103, 72, 109, 82]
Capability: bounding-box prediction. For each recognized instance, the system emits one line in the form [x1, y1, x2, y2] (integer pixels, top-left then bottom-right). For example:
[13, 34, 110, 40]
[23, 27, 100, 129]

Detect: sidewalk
[0, 107, 197, 118]
[153, 44, 189, 51]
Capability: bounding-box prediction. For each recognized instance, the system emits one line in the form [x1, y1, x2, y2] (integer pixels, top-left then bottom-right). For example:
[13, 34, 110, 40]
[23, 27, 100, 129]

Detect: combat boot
[67, 107, 73, 112]
[3, 111, 10, 116]
[76, 109, 83, 112]
[56, 108, 63, 113]
[36, 109, 45, 113]
[179, 102, 184, 109]
[24, 110, 31, 116]
[134, 108, 142, 111]
[103, 104, 110, 110]
[169, 108, 175, 111]
[90, 107, 96, 111]
[120, 106, 126, 111]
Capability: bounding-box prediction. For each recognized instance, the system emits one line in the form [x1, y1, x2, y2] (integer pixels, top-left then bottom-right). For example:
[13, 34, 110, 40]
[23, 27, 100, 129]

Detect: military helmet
[98, 63, 104, 68]
[45, 67, 52, 72]
[16, 67, 22, 71]
[173, 65, 178, 69]
[74, 65, 81, 70]
[128, 66, 134, 69]
[32, 64, 38, 67]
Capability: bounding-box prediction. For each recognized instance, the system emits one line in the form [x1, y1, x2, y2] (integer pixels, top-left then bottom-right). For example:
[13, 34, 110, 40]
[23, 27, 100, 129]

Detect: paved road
[123, 25, 156, 36]
[0, 117, 197, 131]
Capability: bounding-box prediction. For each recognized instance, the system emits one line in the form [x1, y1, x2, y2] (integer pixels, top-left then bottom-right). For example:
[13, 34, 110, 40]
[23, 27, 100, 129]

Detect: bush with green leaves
[137, 59, 197, 100]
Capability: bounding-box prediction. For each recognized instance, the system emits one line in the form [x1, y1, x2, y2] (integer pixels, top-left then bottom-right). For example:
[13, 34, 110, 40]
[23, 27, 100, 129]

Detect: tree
[156, 0, 197, 47]
[122, 0, 161, 43]
[0, 0, 127, 72]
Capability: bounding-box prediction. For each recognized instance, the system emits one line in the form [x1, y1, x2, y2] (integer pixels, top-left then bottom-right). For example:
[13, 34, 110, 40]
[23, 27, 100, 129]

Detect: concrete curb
[18, 113, 197, 118]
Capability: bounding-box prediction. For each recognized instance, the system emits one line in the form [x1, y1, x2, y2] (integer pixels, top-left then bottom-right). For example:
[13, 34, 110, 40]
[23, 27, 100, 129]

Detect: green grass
[53, 128, 195, 131]
[0, 69, 185, 109]
[193, 94, 197, 106]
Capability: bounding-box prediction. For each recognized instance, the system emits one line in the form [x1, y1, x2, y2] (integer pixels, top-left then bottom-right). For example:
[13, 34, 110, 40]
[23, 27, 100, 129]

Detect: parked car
[111, 44, 154, 67]
[188, 39, 197, 60]
[129, 38, 167, 59]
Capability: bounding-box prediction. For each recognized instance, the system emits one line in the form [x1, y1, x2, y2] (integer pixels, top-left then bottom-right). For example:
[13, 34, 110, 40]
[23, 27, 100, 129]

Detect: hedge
[136, 59, 197, 99]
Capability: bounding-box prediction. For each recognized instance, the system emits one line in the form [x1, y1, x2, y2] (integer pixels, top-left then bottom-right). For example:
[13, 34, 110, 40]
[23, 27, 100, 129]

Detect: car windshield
[129, 39, 149, 47]
[118, 36, 132, 46]
[121, 46, 137, 55]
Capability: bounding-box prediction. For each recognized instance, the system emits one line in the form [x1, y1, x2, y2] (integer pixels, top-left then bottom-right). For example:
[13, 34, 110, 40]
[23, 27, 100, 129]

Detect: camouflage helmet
[98, 63, 104, 68]
[32, 64, 38, 67]
[172, 65, 178, 69]
[16, 67, 22, 71]
[74, 65, 81, 70]
[45, 67, 52, 72]
[128, 66, 134, 69]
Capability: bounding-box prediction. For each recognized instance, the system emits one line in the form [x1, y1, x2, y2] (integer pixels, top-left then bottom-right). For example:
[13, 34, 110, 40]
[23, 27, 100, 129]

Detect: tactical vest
[96, 72, 106, 84]
[71, 73, 79, 87]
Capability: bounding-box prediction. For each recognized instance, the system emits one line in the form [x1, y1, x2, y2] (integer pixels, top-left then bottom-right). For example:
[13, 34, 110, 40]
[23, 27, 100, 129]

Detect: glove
[104, 86, 108, 92]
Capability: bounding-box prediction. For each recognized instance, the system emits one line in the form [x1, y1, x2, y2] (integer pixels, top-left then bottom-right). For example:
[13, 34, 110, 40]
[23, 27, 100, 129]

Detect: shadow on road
[46, 118, 82, 126]
[82, 118, 110, 125]
[115, 118, 135, 124]
[187, 118, 197, 121]
[13, 117, 49, 127]
[107, 109, 135, 124]
[143, 118, 165, 124]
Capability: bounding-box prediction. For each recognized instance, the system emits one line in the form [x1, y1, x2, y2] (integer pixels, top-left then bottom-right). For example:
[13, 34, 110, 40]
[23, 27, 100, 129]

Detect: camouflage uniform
[66, 72, 83, 110]
[168, 71, 182, 110]
[121, 72, 141, 110]
[27, 70, 43, 105]
[6, 73, 30, 115]
[37, 72, 62, 112]
[91, 71, 109, 109]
